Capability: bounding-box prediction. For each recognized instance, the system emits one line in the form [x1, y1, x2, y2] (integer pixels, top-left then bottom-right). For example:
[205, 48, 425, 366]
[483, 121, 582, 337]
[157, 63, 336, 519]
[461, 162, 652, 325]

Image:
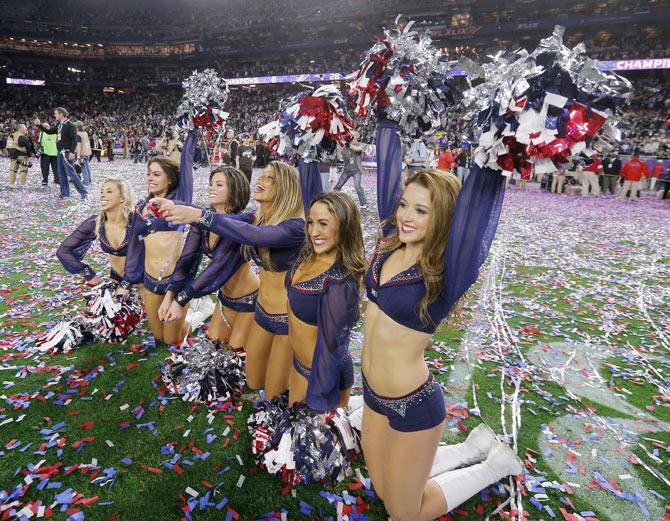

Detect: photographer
[334, 130, 367, 207]
[6, 124, 33, 189]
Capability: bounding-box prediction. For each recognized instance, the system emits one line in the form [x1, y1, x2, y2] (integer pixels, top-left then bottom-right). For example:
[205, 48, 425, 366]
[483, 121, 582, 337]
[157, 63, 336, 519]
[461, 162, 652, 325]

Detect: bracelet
[199, 208, 214, 227]
[175, 291, 191, 307]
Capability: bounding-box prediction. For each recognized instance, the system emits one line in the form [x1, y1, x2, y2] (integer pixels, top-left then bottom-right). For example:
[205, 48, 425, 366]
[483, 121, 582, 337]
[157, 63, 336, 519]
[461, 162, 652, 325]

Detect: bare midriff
[109, 256, 125, 277]
[361, 301, 432, 397]
[143, 231, 185, 279]
[221, 262, 259, 299]
[257, 269, 288, 315]
[287, 306, 318, 368]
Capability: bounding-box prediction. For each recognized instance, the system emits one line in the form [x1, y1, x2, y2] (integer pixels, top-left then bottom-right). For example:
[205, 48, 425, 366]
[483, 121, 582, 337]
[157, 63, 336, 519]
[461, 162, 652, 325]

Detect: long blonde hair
[95, 177, 136, 240]
[245, 161, 304, 270]
[379, 168, 462, 326]
[298, 191, 366, 289]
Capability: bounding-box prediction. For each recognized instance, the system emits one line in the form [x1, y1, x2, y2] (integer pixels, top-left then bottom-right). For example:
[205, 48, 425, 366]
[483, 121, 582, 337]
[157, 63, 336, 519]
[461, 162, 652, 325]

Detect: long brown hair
[147, 157, 179, 198]
[298, 191, 366, 288]
[379, 168, 462, 326]
[245, 161, 304, 270]
[209, 166, 250, 214]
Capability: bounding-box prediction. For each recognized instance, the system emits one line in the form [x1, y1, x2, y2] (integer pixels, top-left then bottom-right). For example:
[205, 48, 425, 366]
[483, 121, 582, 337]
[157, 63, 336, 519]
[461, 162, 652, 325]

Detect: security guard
[7, 124, 33, 188]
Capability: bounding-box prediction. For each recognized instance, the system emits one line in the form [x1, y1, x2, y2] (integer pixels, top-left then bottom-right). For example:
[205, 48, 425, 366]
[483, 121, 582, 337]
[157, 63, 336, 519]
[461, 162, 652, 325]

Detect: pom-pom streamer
[460, 25, 631, 176]
[258, 85, 353, 161]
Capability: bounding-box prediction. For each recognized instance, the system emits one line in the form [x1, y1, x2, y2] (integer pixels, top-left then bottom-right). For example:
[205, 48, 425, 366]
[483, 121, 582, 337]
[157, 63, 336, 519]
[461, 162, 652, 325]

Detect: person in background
[319, 158, 332, 193]
[602, 153, 621, 196]
[164, 129, 182, 164]
[255, 137, 271, 169]
[140, 134, 150, 162]
[34, 107, 88, 200]
[658, 168, 670, 200]
[90, 133, 102, 162]
[75, 121, 92, 186]
[39, 122, 59, 188]
[551, 166, 566, 194]
[122, 134, 129, 159]
[404, 137, 429, 174]
[334, 130, 367, 207]
[0, 130, 8, 158]
[220, 129, 239, 167]
[6, 123, 33, 189]
[106, 135, 115, 162]
[581, 156, 602, 196]
[650, 159, 665, 192]
[437, 145, 454, 172]
[454, 148, 469, 183]
[236, 132, 256, 184]
[619, 150, 650, 201]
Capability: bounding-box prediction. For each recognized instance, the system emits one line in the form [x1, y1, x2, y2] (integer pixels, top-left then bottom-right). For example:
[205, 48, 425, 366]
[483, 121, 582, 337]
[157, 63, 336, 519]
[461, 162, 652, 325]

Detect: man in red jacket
[581, 156, 602, 196]
[619, 151, 650, 201]
[650, 159, 665, 192]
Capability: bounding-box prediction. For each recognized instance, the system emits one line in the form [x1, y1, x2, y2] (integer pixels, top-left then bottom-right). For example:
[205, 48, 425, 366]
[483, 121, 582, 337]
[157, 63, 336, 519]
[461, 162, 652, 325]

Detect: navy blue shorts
[109, 268, 123, 284]
[218, 289, 257, 313]
[254, 302, 288, 335]
[144, 273, 170, 296]
[293, 355, 353, 391]
[363, 373, 446, 432]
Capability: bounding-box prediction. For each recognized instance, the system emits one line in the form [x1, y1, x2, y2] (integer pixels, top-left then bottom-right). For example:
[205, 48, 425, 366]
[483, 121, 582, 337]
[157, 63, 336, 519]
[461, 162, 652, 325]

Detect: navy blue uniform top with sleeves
[167, 211, 254, 306]
[198, 209, 305, 272]
[286, 260, 359, 412]
[365, 162, 506, 334]
[56, 213, 135, 281]
[120, 134, 196, 289]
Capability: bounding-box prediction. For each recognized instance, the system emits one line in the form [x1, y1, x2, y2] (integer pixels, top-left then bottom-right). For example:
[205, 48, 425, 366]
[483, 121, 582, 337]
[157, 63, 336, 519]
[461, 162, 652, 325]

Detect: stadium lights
[67, 67, 83, 73]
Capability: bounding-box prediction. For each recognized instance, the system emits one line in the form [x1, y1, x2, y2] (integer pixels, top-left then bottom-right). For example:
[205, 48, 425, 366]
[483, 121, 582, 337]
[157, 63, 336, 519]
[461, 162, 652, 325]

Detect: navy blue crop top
[198, 210, 305, 272]
[121, 194, 188, 288]
[366, 121, 506, 334]
[56, 213, 135, 281]
[286, 259, 359, 412]
[167, 211, 253, 306]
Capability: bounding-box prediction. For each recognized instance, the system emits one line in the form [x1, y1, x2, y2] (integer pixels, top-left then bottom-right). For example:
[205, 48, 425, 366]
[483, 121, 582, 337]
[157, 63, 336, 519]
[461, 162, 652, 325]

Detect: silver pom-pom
[35, 317, 95, 354]
[162, 337, 246, 403]
[461, 25, 632, 176]
[248, 399, 361, 486]
[349, 15, 461, 136]
[177, 69, 229, 131]
[85, 283, 143, 343]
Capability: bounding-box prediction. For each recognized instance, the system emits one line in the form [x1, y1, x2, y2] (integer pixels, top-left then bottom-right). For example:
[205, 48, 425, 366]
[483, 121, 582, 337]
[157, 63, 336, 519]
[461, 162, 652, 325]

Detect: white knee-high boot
[432, 443, 523, 512]
[429, 423, 498, 477]
[347, 394, 365, 431]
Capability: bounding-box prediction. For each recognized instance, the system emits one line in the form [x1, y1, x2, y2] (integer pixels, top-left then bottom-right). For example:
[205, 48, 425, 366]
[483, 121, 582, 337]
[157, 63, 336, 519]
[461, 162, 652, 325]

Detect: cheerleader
[160, 166, 259, 349]
[56, 177, 135, 285]
[120, 152, 194, 348]
[286, 191, 365, 411]
[361, 121, 522, 521]
[152, 161, 304, 398]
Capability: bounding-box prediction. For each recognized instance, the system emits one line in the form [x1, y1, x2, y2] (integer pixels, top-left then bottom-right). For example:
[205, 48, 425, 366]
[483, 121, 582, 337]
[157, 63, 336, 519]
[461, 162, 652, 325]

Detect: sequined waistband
[218, 289, 258, 306]
[293, 356, 311, 379]
[255, 302, 288, 324]
[363, 372, 437, 418]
